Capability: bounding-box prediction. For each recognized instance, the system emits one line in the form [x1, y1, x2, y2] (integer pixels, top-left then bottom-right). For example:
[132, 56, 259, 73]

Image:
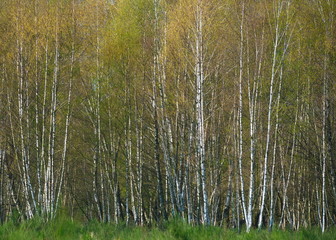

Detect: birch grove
[0, 0, 335, 232]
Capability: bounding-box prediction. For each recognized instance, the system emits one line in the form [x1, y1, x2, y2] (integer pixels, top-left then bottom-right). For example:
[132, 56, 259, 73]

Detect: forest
[0, 0, 335, 234]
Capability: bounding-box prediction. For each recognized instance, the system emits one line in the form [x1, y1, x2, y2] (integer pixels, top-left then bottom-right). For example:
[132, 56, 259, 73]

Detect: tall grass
[0, 216, 335, 240]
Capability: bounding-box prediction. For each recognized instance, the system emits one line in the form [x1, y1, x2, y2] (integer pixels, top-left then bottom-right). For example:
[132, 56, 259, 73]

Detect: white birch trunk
[269, 66, 282, 230]
[41, 41, 48, 215]
[186, 123, 194, 224]
[278, 97, 298, 228]
[195, 1, 209, 225]
[48, 15, 59, 218]
[135, 110, 143, 224]
[237, 3, 248, 228]
[55, 8, 74, 213]
[321, 52, 327, 233]
[257, 1, 283, 228]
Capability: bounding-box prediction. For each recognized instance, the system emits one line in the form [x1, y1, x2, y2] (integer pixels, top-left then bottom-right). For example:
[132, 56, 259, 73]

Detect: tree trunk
[195, 1, 209, 225]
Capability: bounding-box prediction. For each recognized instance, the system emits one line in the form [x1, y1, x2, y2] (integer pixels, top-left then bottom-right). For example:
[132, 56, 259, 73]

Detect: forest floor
[0, 217, 335, 240]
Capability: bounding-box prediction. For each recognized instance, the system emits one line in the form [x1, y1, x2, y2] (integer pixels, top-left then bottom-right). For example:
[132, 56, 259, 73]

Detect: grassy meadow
[0, 217, 335, 240]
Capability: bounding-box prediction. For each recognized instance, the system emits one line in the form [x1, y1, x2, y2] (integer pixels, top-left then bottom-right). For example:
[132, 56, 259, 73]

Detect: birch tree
[258, 0, 292, 229]
[194, 0, 209, 225]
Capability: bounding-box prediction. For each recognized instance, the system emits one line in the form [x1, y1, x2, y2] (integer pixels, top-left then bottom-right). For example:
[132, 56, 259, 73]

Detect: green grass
[0, 217, 335, 240]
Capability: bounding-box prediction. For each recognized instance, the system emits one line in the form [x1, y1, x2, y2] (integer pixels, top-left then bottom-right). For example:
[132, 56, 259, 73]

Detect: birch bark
[195, 0, 209, 225]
